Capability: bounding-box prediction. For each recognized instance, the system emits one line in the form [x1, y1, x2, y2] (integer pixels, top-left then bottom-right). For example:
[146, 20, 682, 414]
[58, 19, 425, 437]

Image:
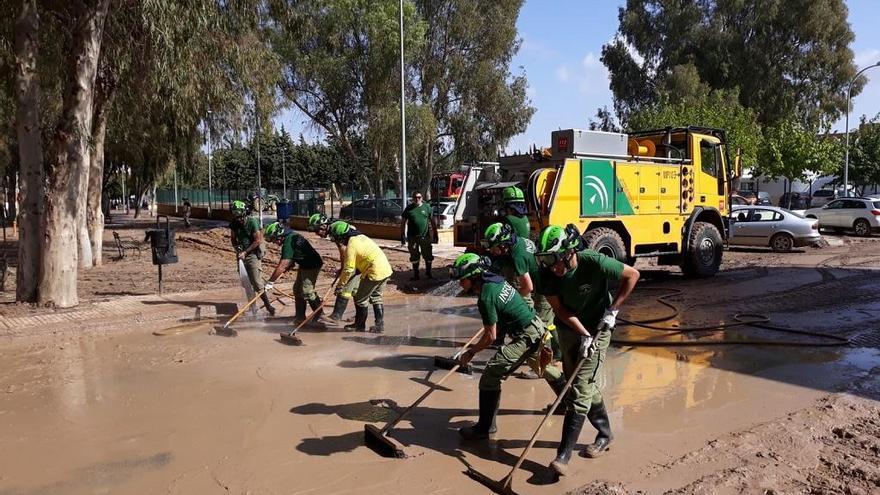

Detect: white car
[810, 189, 837, 207]
[804, 198, 880, 236]
[433, 201, 456, 229]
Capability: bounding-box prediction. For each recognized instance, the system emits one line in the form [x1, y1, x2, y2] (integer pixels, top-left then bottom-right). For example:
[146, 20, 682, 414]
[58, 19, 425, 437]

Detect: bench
[113, 231, 143, 259]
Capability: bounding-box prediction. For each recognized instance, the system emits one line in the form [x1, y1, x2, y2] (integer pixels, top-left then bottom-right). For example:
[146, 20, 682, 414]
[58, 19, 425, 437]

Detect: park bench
[113, 231, 143, 259]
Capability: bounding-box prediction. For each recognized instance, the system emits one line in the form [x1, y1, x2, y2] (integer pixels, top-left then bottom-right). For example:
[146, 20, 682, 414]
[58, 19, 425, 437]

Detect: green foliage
[604, 0, 861, 128]
[845, 114, 880, 190]
[760, 119, 841, 182]
[627, 88, 763, 170]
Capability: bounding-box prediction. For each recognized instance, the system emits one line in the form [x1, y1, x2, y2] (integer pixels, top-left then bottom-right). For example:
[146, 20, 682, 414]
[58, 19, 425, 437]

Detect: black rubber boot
[328, 297, 349, 322]
[261, 292, 276, 317]
[368, 304, 384, 333]
[293, 298, 307, 323]
[581, 401, 613, 458]
[308, 297, 324, 318]
[547, 376, 569, 415]
[425, 262, 433, 279]
[344, 305, 368, 331]
[459, 389, 500, 440]
[550, 410, 586, 476]
[410, 263, 420, 281]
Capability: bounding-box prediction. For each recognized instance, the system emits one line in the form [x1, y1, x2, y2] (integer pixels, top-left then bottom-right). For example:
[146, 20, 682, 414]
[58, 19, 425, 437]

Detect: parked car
[339, 198, 403, 223]
[809, 189, 837, 207]
[739, 191, 772, 205]
[804, 198, 880, 236]
[432, 201, 456, 229]
[778, 192, 811, 210]
[731, 194, 752, 206]
[728, 206, 821, 252]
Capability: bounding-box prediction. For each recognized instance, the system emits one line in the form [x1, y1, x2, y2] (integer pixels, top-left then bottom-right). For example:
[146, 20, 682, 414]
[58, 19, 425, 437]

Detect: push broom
[213, 289, 266, 337]
[433, 328, 484, 374]
[465, 352, 590, 495]
[279, 273, 340, 345]
[365, 327, 483, 457]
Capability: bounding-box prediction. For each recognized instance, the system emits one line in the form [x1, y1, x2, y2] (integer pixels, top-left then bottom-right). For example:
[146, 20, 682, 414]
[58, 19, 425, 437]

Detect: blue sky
[276, 0, 880, 154]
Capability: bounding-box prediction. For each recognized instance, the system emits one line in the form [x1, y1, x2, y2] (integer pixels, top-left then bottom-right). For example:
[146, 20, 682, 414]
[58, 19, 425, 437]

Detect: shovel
[465, 353, 590, 495]
[213, 289, 265, 337]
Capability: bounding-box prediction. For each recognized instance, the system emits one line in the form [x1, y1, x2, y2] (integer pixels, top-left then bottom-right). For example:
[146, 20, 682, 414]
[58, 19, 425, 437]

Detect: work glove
[334, 286, 343, 297]
[237, 251, 246, 260]
[596, 308, 619, 333]
[579, 334, 595, 358]
[264, 281, 274, 293]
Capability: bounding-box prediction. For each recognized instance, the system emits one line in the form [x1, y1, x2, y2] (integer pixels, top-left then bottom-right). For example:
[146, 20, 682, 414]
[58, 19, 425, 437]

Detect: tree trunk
[39, 0, 110, 308]
[13, 0, 44, 303]
[86, 91, 110, 266]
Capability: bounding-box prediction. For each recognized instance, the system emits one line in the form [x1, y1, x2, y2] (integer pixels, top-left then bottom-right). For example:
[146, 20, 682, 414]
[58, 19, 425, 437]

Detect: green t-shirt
[230, 216, 261, 251]
[540, 250, 624, 329]
[502, 214, 530, 240]
[403, 202, 433, 238]
[492, 236, 539, 284]
[280, 232, 323, 270]
[478, 276, 535, 334]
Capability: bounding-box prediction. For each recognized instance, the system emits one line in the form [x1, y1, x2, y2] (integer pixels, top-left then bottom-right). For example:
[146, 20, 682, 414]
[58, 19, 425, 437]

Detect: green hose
[612, 287, 850, 347]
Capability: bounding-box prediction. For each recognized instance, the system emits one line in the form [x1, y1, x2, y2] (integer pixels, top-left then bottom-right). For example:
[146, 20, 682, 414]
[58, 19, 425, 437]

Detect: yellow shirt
[340, 235, 392, 284]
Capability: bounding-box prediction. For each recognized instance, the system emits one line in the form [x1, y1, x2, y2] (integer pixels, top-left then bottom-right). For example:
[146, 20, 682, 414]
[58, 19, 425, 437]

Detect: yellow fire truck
[451, 127, 739, 277]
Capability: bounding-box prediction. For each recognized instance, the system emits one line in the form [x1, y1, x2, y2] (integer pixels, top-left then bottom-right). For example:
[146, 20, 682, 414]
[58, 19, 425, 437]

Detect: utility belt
[501, 317, 556, 378]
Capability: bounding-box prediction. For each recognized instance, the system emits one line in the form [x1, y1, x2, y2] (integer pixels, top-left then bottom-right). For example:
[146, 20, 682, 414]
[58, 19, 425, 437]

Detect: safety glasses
[536, 251, 569, 268]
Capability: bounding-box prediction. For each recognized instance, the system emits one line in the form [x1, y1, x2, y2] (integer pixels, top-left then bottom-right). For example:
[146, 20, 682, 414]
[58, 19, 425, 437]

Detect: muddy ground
[0, 214, 878, 495]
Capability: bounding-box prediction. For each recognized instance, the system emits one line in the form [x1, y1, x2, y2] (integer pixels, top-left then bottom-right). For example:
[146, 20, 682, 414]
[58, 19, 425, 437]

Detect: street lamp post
[207, 110, 213, 218]
[282, 147, 287, 200]
[255, 105, 263, 227]
[844, 61, 880, 197]
[399, 0, 407, 204]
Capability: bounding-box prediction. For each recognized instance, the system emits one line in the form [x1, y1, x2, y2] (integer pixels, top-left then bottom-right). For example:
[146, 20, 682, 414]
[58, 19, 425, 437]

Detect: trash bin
[277, 201, 293, 222]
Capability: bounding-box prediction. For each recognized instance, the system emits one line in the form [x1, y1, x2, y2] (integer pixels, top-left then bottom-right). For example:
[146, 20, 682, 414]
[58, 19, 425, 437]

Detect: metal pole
[399, 0, 407, 204]
[173, 165, 178, 213]
[282, 146, 287, 200]
[121, 166, 127, 215]
[256, 105, 263, 226]
[207, 111, 213, 218]
[844, 61, 880, 197]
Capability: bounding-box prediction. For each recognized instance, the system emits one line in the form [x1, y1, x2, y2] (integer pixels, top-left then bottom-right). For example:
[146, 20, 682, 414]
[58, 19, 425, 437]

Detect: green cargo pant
[479, 318, 562, 391]
[353, 276, 388, 307]
[294, 268, 320, 303]
[556, 323, 612, 415]
[534, 294, 560, 360]
[339, 271, 361, 299]
[407, 235, 433, 263]
[243, 253, 265, 292]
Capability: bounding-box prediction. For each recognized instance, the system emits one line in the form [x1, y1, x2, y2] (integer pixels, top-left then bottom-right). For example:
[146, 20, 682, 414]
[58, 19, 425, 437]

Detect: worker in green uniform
[499, 185, 530, 239]
[328, 221, 393, 333]
[482, 222, 537, 348]
[451, 253, 566, 440]
[230, 200, 275, 316]
[308, 213, 359, 323]
[535, 224, 640, 477]
[400, 191, 437, 280]
[264, 220, 324, 324]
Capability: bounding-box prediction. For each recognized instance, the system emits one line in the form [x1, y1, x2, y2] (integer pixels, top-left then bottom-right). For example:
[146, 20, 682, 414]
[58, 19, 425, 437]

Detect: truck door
[697, 137, 726, 212]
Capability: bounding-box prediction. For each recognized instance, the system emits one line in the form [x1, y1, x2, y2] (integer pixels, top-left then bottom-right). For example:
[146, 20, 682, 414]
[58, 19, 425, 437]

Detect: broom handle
[380, 327, 484, 434]
[224, 289, 266, 329]
[501, 355, 589, 486]
[285, 272, 340, 335]
[381, 363, 461, 434]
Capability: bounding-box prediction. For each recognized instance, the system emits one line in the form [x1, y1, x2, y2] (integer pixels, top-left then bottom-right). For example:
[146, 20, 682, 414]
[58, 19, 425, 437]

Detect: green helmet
[503, 185, 525, 203]
[328, 221, 352, 242]
[482, 222, 513, 249]
[231, 200, 247, 217]
[536, 224, 581, 267]
[264, 221, 284, 241]
[449, 253, 490, 280]
[307, 213, 329, 231]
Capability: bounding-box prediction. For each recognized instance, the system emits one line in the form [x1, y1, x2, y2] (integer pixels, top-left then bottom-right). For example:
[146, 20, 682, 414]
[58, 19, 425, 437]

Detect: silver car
[728, 206, 821, 252]
[804, 198, 880, 236]
[432, 201, 456, 229]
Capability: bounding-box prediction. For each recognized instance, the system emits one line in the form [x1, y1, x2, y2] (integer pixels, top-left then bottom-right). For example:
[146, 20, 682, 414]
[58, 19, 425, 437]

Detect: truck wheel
[582, 227, 628, 264]
[681, 221, 723, 278]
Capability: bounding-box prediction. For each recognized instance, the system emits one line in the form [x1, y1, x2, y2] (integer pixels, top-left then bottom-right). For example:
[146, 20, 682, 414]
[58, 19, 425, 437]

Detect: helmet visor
[536, 251, 566, 268]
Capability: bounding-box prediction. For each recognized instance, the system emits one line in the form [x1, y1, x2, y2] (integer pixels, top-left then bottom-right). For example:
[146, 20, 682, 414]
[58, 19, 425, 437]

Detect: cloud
[526, 86, 537, 99]
[855, 49, 880, 68]
[555, 66, 571, 82]
[576, 52, 611, 95]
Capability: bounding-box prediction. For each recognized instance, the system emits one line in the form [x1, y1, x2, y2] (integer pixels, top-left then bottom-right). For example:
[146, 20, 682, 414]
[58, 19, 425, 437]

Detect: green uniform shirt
[230, 216, 261, 252]
[502, 214, 530, 239]
[280, 232, 323, 269]
[478, 276, 535, 334]
[540, 250, 624, 329]
[492, 236, 539, 280]
[403, 202, 433, 238]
